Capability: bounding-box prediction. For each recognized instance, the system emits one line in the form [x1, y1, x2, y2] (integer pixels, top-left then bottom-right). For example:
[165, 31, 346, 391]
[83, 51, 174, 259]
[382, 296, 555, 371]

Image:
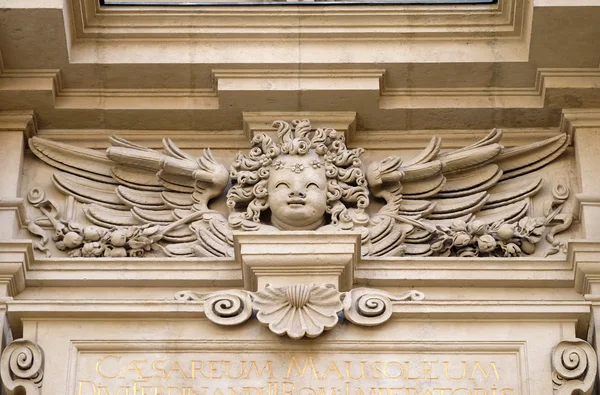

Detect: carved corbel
[0, 339, 44, 395]
[551, 339, 597, 395]
[176, 285, 424, 339]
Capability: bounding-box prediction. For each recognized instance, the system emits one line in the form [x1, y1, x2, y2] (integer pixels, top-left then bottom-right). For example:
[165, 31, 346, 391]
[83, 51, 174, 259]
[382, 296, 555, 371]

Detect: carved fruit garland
[176, 285, 425, 339]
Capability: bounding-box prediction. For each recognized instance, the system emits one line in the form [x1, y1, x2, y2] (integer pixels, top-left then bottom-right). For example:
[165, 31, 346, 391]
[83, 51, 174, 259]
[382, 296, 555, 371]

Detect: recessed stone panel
[72, 342, 523, 395]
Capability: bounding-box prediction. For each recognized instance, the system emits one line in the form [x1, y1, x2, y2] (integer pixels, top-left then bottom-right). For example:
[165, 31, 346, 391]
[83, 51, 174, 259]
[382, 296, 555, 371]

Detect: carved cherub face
[267, 151, 328, 230]
[226, 120, 369, 232]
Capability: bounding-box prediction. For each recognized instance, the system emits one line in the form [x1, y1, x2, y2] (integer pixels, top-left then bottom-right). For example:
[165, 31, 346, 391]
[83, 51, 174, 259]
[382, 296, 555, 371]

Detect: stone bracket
[0, 338, 44, 395]
[552, 339, 597, 395]
[234, 231, 361, 291]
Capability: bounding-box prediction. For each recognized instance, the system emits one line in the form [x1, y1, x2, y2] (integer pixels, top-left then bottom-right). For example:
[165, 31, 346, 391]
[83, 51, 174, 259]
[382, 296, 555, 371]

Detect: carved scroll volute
[176, 290, 253, 326]
[343, 289, 425, 326]
[0, 339, 44, 395]
[552, 339, 597, 395]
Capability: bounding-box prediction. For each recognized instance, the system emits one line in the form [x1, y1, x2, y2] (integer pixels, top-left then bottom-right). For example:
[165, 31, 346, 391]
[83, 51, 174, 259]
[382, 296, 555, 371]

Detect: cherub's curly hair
[226, 119, 369, 227]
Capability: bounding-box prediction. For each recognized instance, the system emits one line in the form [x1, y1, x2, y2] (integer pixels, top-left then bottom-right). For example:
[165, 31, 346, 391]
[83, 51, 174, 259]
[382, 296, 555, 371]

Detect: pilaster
[569, 240, 600, 387]
[0, 111, 37, 240]
[563, 109, 600, 240]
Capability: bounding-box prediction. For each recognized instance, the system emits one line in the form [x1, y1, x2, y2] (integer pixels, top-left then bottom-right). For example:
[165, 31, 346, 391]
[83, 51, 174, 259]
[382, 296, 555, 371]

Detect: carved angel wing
[365, 130, 569, 256]
[28, 136, 232, 256]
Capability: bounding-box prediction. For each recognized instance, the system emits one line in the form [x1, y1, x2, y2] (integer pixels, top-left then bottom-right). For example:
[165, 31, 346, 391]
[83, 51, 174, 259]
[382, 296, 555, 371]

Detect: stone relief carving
[176, 285, 424, 339]
[551, 339, 598, 395]
[0, 339, 44, 395]
[27, 119, 572, 258]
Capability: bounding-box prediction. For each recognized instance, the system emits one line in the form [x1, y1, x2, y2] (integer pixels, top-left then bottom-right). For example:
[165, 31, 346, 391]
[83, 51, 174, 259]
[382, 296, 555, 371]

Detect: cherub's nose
[288, 189, 307, 198]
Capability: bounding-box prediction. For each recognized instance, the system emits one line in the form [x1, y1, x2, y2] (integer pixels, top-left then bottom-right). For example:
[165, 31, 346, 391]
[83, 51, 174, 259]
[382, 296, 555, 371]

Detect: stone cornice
[561, 109, 600, 137]
[569, 240, 600, 295]
[0, 199, 28, 229]
[3, 66, 600, 134]
[0, 239, 584, 289]
[0, 111, 37, 138]
[8, 239, 600, 292]
[0, 241, 33, 298]
[5, 299, 591, 337]
[72, 0, 523, 41]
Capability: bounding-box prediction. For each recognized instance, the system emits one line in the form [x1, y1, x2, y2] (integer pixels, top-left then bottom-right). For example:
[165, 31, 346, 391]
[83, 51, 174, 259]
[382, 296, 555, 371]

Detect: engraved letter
[423, 362, 439, 380]
[443, 362, 466, 380]
[246, 361, 274, 379]
[470, 363, 500, 380]
[79, 381, 98, 395]
[286, 357, 320, 379]
[97, 355, 121, 379]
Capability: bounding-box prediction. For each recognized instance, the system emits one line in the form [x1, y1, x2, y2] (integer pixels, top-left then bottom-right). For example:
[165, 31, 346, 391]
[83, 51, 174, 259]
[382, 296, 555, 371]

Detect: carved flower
[252, 284, 343, 339]
[324, 152, 336, 163]
[291, 163, 304, 173]
[310, 160, 323, 169]
[273, 161, 284, 170]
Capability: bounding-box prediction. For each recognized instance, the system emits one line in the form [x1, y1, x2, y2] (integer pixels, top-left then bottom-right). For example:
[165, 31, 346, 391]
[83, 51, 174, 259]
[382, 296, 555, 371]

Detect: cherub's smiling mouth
[287, 199, 305, 207]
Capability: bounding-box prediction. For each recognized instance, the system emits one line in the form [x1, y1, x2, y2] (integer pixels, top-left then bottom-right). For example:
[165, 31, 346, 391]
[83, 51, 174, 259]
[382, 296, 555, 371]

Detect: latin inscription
[74, 352, 520, 395]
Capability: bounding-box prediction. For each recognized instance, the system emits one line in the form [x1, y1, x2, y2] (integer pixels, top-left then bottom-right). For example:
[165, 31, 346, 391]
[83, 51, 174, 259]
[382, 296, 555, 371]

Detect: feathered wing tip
[109, 135, 152, 151]
[163, 138, 196, 161]
[29, 136, 115, 184]
[371, 130, 570, 226]
[404, 136, 442, 167]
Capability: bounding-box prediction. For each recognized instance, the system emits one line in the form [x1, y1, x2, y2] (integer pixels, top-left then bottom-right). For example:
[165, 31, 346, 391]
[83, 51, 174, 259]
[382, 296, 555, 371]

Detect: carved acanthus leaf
[551, 339, 597, 395]
[0, 339, 45, 395]
[177, 285, 424, 339]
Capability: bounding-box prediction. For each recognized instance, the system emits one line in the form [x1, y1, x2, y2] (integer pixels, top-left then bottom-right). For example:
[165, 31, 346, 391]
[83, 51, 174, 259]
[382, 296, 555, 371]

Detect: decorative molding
[0, 111, 37, 138]
[0, 339, 44, 395]
[176, 285, 424, 339]
[2, 67, 600, 136]
[34, 129, 248, 149]
[0, 198, 28, 229]
[570, 240, 600, 295]
[561, 108, 600, 136]
[0, 253, 581, 289]
[243, 111, 357, 142]
[551, 339, 597, 395]
[0, 241, 32, 297]
[235, 232, 360, 291]
[5, 298, 591, 337]
[73, 0, 522, 40]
